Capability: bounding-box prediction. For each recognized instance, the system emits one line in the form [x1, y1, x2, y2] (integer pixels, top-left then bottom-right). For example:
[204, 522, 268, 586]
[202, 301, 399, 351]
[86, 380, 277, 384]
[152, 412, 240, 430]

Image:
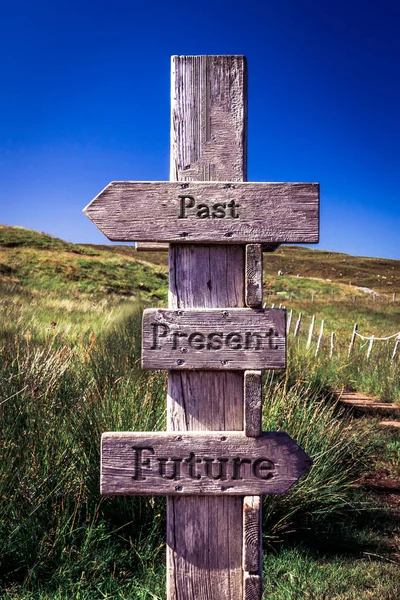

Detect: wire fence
[264, 303, 400, 362]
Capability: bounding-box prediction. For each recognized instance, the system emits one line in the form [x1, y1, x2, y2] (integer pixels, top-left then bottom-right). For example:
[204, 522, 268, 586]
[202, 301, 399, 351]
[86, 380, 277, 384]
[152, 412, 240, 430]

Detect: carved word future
[132, 446, 275, 482]
[178, 195, 240, 219]
[150, 323, 279, 351]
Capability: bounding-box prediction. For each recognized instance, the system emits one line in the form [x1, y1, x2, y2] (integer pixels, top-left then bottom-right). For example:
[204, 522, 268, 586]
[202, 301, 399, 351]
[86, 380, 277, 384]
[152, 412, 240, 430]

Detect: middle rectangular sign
[142, 308, 286, 370]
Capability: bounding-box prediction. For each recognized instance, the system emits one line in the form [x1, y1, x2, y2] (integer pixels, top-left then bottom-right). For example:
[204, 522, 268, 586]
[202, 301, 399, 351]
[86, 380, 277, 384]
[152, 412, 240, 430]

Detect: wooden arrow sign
[142, 307, 286, 370]
[101, 431, 312, 496]
[84, 181, 319, 244]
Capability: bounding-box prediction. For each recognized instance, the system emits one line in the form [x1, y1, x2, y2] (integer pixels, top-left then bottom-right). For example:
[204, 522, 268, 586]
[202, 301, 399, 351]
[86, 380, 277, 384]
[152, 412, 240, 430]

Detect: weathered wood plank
[243, 496, 262, 572]
[167, 55, 247, 600]
[142, 308, 286, 370]
[245, 244, 263, 308]
[84, 180, 319, 244]
[243, 573, 262, 600]
[101, 431, 312, 496]
[244, 371, 263, 437]
[135, 242, 169, 251]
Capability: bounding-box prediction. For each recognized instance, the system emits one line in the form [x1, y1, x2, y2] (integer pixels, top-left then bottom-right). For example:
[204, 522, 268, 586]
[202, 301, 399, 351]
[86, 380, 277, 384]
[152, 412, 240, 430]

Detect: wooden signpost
[84, 55, 319, 600]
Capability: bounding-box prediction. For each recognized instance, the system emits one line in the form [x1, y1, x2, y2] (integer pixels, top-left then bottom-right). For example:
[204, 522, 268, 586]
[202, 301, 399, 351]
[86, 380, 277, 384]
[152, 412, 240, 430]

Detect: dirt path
[338, 390, 400, 507]
[338, 391, 400, 413]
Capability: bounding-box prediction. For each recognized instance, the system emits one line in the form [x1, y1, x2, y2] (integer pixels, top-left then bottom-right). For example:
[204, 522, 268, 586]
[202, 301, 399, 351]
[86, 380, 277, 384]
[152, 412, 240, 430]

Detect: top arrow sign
[83, 181, 319, 244]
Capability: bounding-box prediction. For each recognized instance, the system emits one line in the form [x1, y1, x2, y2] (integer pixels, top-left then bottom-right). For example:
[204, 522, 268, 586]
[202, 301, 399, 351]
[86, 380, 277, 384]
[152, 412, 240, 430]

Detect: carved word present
[101, 431, 312, 496]
[142, 308, 286, 370]
[84, 181, 319, 243]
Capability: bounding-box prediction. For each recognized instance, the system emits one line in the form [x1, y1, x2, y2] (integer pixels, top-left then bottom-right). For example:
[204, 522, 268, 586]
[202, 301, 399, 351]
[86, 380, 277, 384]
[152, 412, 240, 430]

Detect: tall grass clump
[262, 375, 366, 540]
[0, 304, 167, 597]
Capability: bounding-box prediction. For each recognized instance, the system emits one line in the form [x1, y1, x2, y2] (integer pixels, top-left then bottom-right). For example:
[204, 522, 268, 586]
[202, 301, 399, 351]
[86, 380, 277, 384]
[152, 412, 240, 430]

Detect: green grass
[1, 225, 399, 598]
[262, 543, 400, 600]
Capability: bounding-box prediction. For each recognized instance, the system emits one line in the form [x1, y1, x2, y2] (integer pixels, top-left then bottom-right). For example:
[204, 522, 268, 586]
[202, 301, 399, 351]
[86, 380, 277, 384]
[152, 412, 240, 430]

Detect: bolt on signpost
[84, 55, 319, 600]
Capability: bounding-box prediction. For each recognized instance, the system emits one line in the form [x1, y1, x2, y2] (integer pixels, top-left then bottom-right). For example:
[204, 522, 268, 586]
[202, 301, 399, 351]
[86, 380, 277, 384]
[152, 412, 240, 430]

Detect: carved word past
[178, 195, 240, 219]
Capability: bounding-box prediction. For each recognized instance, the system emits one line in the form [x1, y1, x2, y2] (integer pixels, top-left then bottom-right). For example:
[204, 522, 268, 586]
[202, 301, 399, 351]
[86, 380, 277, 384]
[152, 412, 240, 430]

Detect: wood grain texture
[83, 180, 319, 244]
[167, 55, 247, 600]
[243, 496, 262, 572]
[101, 431, 311, 496]
[135, 242, 169, 252]
[244, 371, 262, 437]
[170, 55, 247, 183]
[243, 573, 262, 600]
[142, 308, 286, 371]
[245, 244, 263, 308]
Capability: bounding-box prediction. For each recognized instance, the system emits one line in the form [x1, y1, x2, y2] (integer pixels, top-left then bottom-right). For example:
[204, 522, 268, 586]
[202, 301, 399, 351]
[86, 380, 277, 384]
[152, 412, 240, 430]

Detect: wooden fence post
[286, 309, 293, 335]
[294, 312, 302, 337]
[348, 323, 358, 357]
[392, 335, 400, 362]
[366, 335, 374, 360]
[306, 315, 315, 349]
[315, 319, 324, 356]
[330, 332, 335, 358]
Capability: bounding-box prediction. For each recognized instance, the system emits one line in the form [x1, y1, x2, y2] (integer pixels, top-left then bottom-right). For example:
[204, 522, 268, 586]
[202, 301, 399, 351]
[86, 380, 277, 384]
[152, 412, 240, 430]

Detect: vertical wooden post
[167, 55, 248, 600]
[286, 309, 293, 335]
[315, 319, 324, 356]
[243, 370, 263, 597]
[348, 323, 358, 357]
[392, 335, 400, 362]
[293, 312, 302, 337]
[306, 315, 315, 349]
[330, 332, 335, 358]
[366, 335, 374, 360]
[246, 245, 263, 308]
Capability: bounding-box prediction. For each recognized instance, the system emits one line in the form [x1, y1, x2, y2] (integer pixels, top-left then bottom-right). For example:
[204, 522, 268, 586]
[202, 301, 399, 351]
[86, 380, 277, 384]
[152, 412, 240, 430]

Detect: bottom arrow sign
[101, 431, 312, 496]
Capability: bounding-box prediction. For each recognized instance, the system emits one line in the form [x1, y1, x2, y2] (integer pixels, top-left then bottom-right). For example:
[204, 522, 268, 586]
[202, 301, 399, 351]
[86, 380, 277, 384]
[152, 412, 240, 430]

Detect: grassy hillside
[0, 225, 168, 301]
[85, 242, 400, 294]
[2, 224, 400, 296]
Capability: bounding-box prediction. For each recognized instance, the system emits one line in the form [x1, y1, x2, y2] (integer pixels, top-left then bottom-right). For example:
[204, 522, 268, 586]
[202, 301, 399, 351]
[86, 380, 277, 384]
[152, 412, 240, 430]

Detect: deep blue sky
[1, 0, 399, 259]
